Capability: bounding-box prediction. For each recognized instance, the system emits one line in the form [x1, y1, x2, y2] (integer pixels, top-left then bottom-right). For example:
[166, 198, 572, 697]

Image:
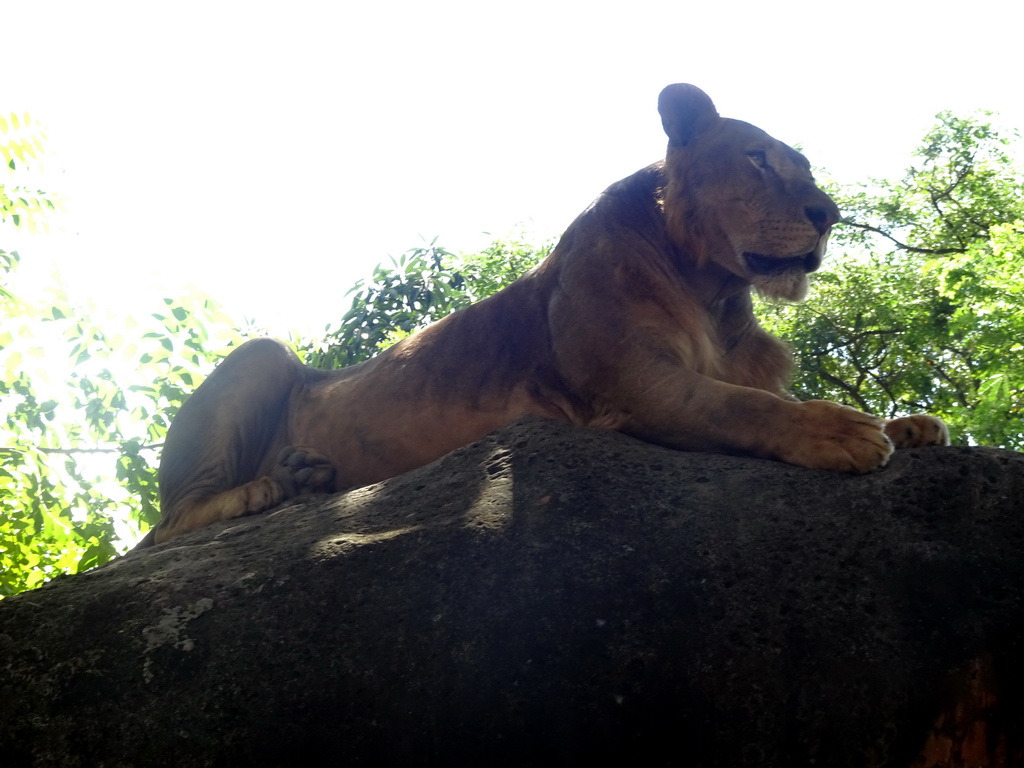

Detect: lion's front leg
[770, 408, 950, 472]
[751, 399, 896, 474]
[614, 367, 898, 474]
[884, 414, 950, 449]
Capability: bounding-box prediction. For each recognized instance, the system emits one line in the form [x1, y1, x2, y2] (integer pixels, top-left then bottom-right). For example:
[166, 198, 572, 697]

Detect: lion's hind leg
[147, 338, 320, 547]
[884, 414, 950, 449]
[147, 448, 337, 547]
[151, 476, 287, 545]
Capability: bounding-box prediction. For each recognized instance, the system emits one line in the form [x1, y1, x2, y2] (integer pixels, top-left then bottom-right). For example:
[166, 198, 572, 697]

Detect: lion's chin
[743, 251, 817, 302]
[751, 267, 810, 302]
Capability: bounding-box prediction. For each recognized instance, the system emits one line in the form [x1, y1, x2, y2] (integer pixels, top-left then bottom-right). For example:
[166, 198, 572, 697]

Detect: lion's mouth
[743, 252, 820, 276]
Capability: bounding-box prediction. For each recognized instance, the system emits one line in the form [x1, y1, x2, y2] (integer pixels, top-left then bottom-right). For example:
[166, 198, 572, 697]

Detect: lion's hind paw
[884, 414, 950, 449]
[272, 445, 337, 498]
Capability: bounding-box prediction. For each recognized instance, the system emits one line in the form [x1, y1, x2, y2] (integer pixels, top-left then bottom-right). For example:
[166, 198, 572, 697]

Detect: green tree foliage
[1, 112, 62, 231]
[0, 116, 247, 596]
[0, 290, 245, 596]
[759, 112, 1024, 448]
[305, 235, 552, 369]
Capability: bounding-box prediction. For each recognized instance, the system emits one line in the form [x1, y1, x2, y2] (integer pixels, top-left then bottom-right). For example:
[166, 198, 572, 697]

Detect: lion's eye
[747, 150, 768, 169]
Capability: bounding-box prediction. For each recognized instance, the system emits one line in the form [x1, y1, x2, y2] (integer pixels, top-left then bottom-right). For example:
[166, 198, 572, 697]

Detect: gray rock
[1, 417, 1023, 767]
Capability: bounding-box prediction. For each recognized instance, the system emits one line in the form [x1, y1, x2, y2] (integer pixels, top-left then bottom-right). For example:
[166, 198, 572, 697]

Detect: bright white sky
[5, 0, 1023, 339]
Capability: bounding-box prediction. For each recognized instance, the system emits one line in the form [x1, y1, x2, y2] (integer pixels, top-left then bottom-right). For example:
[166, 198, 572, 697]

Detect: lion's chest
[659, 296, 790, 395]
[709, 322, 793, 395]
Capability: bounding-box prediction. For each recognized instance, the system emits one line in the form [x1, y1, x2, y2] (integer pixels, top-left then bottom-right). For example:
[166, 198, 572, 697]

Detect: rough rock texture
[1, 418, 1023, 767]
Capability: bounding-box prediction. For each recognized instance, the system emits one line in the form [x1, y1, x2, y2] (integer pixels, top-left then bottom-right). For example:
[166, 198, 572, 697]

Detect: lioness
[140, 83, 948, 547]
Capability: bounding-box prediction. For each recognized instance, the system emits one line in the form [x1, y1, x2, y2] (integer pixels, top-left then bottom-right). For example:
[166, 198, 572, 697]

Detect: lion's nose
[804, 205, 837, 236]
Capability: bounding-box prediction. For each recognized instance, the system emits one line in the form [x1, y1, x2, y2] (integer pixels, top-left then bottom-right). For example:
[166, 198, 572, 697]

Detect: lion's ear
[658, 84, 720, 146]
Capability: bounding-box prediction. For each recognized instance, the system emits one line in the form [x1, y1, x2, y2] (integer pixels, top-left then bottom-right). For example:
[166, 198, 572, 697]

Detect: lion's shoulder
[556, 162, 671, 259]
[590, 162, 666, 223]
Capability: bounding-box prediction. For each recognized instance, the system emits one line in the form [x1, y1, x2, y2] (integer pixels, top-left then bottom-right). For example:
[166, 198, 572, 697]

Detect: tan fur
[143, 84, 948, 547]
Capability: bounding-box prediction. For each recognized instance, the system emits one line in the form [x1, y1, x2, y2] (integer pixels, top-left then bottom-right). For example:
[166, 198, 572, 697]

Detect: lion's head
[658, 84, 839, 301]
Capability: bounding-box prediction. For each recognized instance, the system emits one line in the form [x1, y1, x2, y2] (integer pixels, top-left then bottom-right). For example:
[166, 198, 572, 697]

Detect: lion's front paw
[272, 445, 337, 498]
[884, 414, 950, 448]
[777, 400, 893, 474]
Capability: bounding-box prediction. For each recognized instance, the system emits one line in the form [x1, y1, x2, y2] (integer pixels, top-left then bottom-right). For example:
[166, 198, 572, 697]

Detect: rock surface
[1, 418, 1023, 767]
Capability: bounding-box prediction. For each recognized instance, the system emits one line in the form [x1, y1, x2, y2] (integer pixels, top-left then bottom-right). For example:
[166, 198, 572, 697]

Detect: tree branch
[840, 219, 967, 255]
[817, 368, 873, 412]
[926, 358, 972, 409]
[0, 443, 162, 456]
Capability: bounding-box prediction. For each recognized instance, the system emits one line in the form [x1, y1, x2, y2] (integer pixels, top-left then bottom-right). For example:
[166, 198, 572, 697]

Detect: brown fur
[142, 84, 948, 547]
